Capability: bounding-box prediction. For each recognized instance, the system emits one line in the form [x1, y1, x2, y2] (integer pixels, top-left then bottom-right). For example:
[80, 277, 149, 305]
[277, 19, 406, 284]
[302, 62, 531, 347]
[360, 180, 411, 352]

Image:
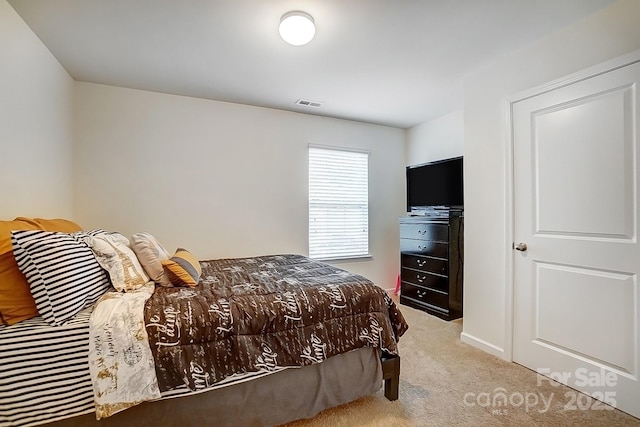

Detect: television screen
[406, 156, 463, 211]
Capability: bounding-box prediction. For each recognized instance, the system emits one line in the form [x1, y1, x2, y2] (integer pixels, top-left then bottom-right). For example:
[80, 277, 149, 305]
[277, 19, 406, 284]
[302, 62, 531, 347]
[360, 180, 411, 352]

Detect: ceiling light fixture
[279, 11, 315, 46]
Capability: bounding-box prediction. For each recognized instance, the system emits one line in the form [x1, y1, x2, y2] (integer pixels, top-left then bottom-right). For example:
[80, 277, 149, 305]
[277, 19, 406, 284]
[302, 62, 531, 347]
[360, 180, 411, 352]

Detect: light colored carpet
[286, 303, 640, 426]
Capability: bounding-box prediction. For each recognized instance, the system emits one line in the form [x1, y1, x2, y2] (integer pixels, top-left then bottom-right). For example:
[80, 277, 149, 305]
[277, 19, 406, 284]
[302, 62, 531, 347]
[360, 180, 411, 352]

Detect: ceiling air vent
[295, 99, 323, 108]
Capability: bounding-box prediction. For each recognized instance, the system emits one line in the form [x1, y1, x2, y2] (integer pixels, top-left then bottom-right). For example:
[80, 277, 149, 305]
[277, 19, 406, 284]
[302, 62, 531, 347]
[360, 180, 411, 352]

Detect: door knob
[514, 242, 527, 252]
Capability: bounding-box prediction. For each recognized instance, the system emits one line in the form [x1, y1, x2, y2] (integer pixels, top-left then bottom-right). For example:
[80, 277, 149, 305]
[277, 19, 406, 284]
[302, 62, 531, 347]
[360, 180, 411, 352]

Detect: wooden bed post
[381, 352, 400, 401]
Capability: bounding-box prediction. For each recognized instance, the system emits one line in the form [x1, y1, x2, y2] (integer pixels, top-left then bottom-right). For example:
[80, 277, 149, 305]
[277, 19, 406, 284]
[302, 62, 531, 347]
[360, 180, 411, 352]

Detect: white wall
[73, 83, 406, 288]
[462, 0, 640, 357]
[405, 110, 463, 166]
[0, 0, 74, 219]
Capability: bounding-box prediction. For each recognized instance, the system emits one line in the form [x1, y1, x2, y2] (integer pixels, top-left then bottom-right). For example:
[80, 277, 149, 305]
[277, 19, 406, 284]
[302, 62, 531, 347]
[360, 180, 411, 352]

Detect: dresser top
[399, 216, 449, 225]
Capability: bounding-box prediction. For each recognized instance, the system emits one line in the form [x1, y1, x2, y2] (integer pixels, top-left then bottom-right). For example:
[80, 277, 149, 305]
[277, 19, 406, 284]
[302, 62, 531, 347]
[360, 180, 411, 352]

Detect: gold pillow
[15, 217, 82, 233]
[161, 248, 202, 287]
[0, 219, 41, 325]
[0, 251, 38, 325]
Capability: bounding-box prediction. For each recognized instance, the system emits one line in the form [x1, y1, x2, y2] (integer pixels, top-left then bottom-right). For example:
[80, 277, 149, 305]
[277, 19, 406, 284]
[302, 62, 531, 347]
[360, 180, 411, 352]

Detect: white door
[512, 59, 640, 418]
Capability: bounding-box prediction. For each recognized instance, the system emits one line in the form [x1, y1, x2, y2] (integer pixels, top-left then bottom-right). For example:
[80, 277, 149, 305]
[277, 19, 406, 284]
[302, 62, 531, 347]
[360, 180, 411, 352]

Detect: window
[308, 146, 369, 260]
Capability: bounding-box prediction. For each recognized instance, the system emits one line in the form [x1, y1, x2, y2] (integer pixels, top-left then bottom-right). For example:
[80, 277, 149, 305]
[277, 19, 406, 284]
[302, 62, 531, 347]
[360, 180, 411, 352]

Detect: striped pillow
[11, 230, 111, 326]
[161, 248, 201, 287]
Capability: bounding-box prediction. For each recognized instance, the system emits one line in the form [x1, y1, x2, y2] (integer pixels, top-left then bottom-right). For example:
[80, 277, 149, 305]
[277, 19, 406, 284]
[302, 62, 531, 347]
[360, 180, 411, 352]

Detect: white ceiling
[8, 0, 617, 129]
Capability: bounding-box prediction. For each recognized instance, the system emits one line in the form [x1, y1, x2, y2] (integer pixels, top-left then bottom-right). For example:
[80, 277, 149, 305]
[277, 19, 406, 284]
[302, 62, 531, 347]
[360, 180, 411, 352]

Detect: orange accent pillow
[14, 217, 82, 233]
[0, 219, 41, 325]
[161, 248, 202, 287]
[0, 218, 83, 325]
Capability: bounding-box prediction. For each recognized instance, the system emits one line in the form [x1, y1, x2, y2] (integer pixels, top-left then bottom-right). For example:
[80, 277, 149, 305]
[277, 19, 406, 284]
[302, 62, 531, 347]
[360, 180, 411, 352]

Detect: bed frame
[1, 248, 406, 427]
[45, 349, 400, 427]
[381, 352, 401, 400]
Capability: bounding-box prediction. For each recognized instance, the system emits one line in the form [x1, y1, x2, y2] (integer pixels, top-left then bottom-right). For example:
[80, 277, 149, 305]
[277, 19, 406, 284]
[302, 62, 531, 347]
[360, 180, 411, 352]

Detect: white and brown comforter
[144, 254, 408, 392]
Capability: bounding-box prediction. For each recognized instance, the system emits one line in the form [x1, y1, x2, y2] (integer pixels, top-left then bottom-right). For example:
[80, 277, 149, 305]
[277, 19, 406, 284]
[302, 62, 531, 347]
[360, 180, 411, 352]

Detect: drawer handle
[418, 245, 427, 250]
[416, 290, 426, 297]
[416, 259, 426, 267]
[416, 275, 425, 283]
[417, 229, 427, 235]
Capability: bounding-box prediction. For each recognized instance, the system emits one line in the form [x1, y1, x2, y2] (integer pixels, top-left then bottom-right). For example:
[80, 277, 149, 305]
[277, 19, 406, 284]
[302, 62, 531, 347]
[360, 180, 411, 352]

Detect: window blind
[308, 146, 369, 260]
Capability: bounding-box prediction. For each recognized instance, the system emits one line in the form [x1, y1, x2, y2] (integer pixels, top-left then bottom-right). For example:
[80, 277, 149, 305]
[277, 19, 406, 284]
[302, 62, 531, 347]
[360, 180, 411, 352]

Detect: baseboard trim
[460, 332, 507, 360]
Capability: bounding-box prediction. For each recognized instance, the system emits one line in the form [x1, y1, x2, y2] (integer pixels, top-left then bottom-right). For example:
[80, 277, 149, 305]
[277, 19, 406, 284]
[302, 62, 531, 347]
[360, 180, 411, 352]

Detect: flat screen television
[406, 156, 463, 211]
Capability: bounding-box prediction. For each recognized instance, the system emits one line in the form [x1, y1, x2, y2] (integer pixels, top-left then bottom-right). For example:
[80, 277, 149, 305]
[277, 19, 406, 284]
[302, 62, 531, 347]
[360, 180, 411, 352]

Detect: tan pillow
[130, 232, 172, 287]
[82, 232, 150, 292]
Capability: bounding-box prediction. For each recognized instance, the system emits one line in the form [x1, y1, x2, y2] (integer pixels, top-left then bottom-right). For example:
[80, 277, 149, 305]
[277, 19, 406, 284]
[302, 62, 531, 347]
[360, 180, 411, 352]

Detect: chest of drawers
[399, 213, 463, 320]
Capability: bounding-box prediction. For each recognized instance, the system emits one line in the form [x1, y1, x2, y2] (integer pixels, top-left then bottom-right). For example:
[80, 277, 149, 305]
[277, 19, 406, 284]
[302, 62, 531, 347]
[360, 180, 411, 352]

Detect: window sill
[311, 254, 373, 263]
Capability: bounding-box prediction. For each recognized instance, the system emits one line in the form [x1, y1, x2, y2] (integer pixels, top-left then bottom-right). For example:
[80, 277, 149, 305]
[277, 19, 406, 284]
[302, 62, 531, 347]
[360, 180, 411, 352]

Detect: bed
[0, 223, 408, 427]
